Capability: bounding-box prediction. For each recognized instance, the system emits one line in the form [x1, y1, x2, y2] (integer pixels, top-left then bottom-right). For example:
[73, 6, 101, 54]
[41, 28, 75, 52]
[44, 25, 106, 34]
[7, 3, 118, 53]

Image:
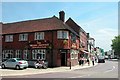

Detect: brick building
[2, 11, 88, 67]
[66, 17, 89, 59]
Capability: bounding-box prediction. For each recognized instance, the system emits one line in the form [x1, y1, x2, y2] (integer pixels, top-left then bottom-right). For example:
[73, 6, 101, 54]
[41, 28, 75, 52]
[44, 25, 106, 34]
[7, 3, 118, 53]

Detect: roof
[2, 16, 78, 35]
[66, 18, 87, 36]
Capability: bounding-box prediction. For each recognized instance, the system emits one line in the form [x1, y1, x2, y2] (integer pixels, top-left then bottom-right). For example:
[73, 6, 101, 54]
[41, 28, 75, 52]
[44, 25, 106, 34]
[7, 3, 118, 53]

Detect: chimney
[59, 11, 65, 22]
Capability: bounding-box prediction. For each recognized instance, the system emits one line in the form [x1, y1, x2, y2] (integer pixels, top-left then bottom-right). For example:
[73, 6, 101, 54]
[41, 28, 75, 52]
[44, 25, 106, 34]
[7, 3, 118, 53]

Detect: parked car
[1, 58, 28, 70]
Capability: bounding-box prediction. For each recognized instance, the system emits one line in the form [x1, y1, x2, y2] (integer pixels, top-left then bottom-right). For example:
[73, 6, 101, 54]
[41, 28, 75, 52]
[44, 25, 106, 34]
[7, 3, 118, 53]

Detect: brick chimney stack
[59, 11, 65, 22]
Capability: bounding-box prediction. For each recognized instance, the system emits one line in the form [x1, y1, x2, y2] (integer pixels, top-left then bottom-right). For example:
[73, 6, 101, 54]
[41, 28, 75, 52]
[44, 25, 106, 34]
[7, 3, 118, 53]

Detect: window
[5, 35, 13, 42]
[71, 50, 78, 59]
[32, 50, 38, 59]
[57, 31, 69, 39]
[32, 49, 46, 60]
[23, 50, 29, 60]
[15, 50, 22, 58]
[35, 32, 44, 40]
[2, 50, 13, 59]
[19, 33, 28, 41]
[71, 33, 76, 43]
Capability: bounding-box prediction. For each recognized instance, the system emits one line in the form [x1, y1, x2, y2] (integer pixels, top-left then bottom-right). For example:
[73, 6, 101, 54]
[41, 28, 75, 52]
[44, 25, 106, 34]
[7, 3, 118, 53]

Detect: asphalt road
[2, 60, 118, 78]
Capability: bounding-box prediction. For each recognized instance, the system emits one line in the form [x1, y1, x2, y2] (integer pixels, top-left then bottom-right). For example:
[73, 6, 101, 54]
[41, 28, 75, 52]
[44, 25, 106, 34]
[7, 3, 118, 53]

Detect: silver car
[1, 58, 28, 70]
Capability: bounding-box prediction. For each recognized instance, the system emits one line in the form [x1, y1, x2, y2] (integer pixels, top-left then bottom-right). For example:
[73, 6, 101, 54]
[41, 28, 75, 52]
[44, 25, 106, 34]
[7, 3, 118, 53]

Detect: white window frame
[32, 50, 38, 60]
[32, 49, 46, 60]
[5, 35, 13, 42]
[35, 32, 44, 40]
[23, 50, 29, 60]
[2, 50, 13, 59]
[57, 31, 69, 39]
[15, 50, 21, 58]
[19, 33, 28, 41]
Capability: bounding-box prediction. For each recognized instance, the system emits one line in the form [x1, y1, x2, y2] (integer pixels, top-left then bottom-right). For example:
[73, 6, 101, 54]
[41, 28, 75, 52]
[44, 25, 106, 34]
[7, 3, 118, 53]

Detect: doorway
[61, 52, 67, 66]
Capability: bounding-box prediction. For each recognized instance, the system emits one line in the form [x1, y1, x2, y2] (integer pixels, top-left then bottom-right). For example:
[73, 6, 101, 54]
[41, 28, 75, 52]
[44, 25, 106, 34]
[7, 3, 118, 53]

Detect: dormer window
[5, 35, 13, 42]
[57, 31, 69, 39]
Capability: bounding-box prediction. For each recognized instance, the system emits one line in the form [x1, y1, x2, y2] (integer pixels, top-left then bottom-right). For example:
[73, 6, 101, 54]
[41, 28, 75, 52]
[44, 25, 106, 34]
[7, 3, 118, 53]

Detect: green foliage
[111, 35, 120, 56]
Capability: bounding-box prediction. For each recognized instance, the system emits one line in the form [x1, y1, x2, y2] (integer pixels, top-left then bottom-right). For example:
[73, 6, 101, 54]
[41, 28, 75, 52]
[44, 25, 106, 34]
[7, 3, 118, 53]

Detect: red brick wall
[80, 31, 88, 50]
[2, 30, 72, 67]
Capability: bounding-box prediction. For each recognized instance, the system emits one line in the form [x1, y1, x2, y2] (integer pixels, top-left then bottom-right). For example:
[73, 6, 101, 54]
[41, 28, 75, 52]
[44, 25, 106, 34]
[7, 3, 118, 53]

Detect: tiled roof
[2, 16, 78, 36]
[66, 18, 87, 35]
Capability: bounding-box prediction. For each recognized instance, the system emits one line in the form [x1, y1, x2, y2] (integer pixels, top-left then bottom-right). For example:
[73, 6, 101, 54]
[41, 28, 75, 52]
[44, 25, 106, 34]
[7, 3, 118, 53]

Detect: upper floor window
[71, 33, 76, 43]
[5, 35, 13, 42]
[19, 33, 28, 41]
[35, 32, 44, 40]
[57, 31, 69, 39]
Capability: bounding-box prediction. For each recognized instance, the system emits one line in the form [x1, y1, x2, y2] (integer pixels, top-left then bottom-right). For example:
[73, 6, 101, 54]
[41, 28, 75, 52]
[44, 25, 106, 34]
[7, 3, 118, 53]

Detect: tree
[111, 35, 120, 57]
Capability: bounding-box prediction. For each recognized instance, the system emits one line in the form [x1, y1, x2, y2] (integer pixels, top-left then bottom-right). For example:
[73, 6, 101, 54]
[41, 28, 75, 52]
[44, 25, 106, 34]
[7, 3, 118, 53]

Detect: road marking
[70, 74, 90, 78]
[104, 66, 115, 73]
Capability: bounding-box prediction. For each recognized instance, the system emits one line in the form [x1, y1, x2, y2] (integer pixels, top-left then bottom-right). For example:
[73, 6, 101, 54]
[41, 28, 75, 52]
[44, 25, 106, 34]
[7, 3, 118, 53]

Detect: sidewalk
[0, 61, 98, 76]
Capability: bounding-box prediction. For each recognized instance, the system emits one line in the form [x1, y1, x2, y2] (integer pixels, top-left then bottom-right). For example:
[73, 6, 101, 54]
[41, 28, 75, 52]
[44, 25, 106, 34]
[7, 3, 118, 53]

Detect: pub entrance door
[61, 52, 67, 66]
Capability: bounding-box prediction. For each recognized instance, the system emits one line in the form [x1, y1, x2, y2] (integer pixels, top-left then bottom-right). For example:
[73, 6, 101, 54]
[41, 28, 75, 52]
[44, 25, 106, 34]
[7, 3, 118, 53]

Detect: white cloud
[92, 28, 117, 51]
[78, 11, 118, 51]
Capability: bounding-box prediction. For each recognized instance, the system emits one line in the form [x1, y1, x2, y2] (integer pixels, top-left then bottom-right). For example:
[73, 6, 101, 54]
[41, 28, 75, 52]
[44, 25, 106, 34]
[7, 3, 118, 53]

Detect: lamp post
[70, 53, 71, 69]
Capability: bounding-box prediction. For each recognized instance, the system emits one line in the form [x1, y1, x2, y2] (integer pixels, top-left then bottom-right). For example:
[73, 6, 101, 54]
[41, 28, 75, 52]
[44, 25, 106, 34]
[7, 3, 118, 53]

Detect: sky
[1, 2, 118, 51]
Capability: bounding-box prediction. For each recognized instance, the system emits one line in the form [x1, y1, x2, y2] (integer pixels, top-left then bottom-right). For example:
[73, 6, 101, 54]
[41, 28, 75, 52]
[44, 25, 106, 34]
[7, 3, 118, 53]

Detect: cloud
[78, 11, 118, 51]
[92, 28, 117, 51]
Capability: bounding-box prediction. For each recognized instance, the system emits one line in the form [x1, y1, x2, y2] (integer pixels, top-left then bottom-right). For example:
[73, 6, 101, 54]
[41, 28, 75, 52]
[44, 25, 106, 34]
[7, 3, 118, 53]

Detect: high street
[2, 59, 118, 78]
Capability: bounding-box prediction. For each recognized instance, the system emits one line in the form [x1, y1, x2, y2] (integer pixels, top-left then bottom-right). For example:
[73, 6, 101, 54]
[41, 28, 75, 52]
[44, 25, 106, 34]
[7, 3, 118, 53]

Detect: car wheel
[24, 67, 27, 69]
[15, 65, 20, 70]
[1, 64, 6, 69]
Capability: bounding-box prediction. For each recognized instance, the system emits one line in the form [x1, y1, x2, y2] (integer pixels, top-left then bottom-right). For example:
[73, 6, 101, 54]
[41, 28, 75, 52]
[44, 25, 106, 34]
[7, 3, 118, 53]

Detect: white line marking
[104, 66, 115, 73]
[70, 74, 90, 78]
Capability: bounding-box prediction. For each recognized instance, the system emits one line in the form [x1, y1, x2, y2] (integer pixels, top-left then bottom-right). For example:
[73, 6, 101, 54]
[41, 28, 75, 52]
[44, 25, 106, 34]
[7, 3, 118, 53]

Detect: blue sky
[2, 2, 118, 51]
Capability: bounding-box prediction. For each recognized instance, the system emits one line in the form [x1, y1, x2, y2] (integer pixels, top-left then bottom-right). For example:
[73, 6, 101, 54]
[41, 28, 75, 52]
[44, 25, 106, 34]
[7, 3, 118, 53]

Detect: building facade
[2, 11, 88, 67]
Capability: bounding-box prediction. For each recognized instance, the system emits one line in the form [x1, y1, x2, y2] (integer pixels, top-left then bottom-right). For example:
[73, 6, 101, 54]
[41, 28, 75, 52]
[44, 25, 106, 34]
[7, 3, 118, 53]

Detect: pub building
[2, 11, 88, 67]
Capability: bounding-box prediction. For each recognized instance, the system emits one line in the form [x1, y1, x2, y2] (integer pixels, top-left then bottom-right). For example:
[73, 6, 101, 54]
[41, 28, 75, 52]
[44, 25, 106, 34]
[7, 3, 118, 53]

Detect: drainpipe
[51, 31, 54, 67]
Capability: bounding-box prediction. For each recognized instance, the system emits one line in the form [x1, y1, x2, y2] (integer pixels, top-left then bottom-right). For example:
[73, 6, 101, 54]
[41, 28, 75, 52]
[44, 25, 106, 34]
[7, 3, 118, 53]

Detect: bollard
[70, 61, 71, 69]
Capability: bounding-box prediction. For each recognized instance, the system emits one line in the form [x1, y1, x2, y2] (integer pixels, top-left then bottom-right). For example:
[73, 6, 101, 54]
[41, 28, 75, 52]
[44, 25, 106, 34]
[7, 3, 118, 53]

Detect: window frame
[57, 30, 69, 39]
[32, 49, 46, 60]
[15, 50, 22, 58]
[5, 35, 13, 42]
[23, 50, 29, 60]
[2, 50, 13, 59]
[19, 33, 28, 41]
[34, 32, 44, 40]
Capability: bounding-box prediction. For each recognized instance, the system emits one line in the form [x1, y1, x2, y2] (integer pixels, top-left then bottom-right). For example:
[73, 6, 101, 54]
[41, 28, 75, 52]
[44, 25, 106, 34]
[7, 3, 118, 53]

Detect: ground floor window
[2, 50, 13, 59]
[71, 49, 79, 59]
[15, 50, 22, 58]
[32, 49, 46, 60]
[23, 50, 29, 60]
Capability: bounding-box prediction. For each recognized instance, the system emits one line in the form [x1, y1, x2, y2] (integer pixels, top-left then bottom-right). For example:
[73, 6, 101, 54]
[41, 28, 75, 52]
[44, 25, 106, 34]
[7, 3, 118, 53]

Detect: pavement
[0, 61, 98, 77]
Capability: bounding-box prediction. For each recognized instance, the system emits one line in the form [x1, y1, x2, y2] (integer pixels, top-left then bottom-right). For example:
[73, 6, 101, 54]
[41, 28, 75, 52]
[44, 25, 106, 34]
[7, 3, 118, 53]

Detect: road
[2, 60, 118, 78]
